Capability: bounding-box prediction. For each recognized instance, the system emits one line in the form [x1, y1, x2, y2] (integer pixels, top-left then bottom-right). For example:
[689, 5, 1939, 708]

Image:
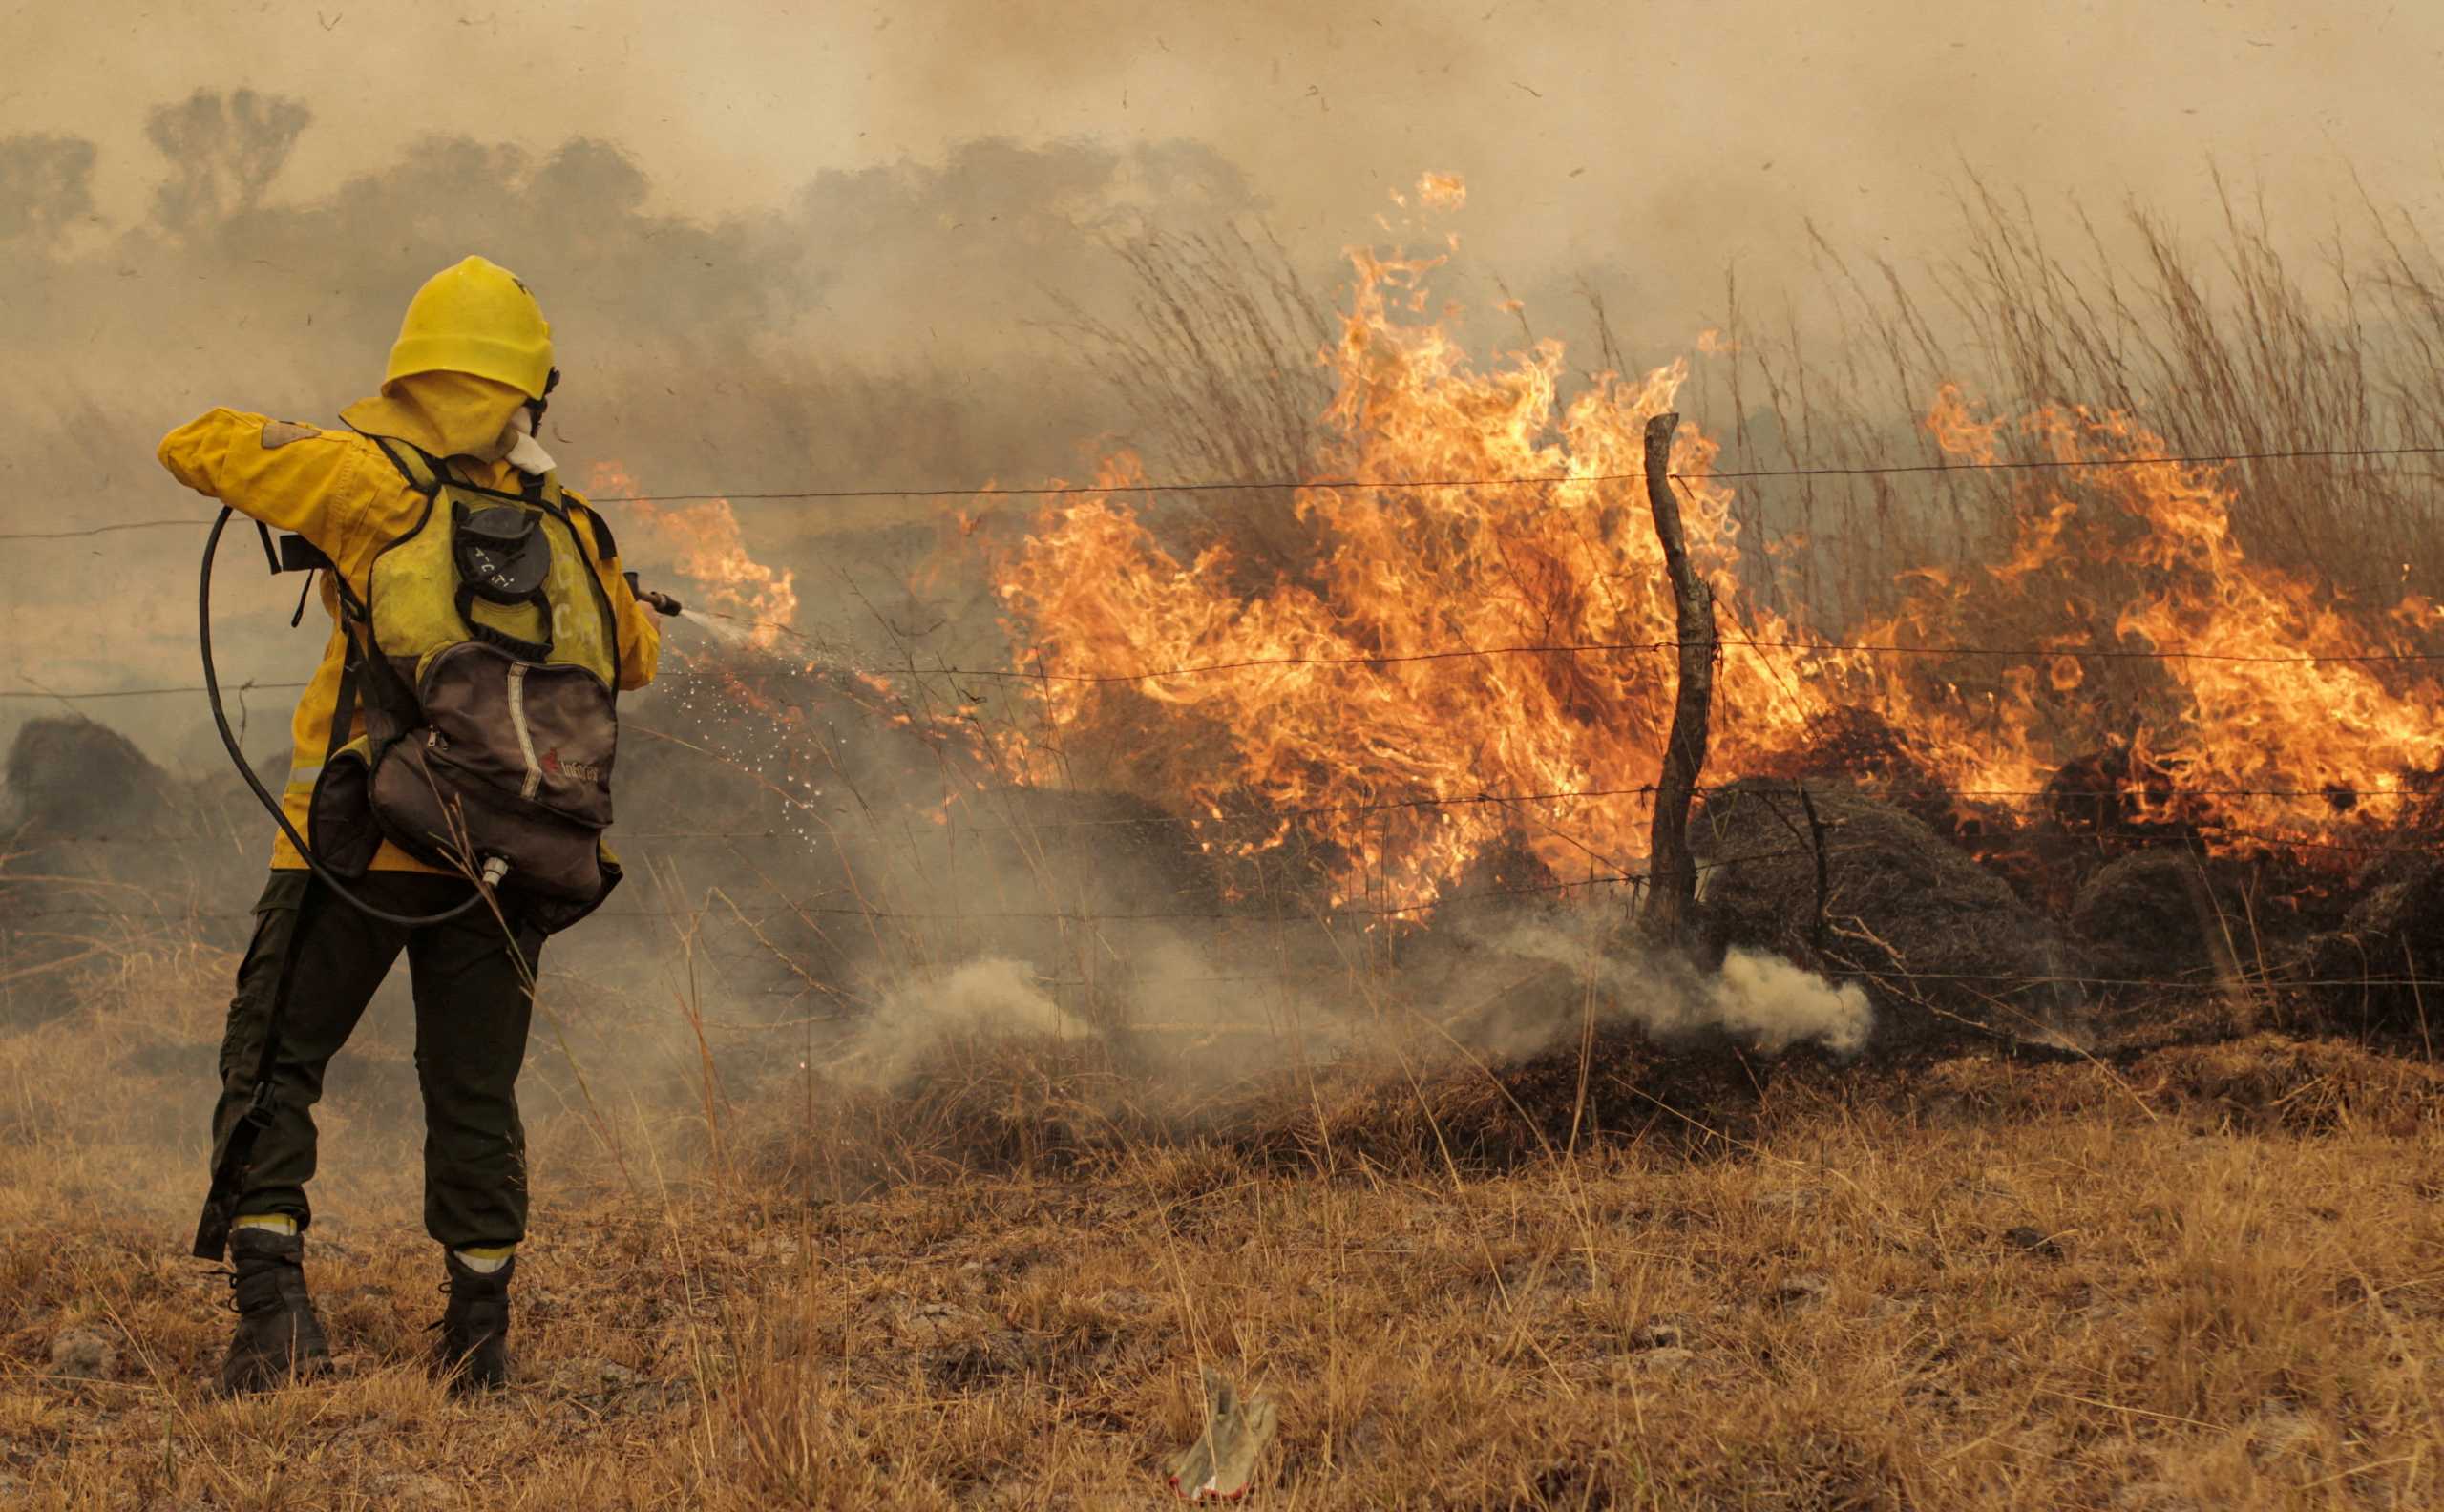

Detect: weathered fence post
[1640, 410, 1718, 940]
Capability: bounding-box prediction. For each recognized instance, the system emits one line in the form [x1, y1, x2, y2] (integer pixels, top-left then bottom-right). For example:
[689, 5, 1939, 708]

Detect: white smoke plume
[831, 919, 1869, 1103]
[839, 956, 1093, 1087]
[1458, 920, 1871, 1060]
[1703, 948, 1874, 1056]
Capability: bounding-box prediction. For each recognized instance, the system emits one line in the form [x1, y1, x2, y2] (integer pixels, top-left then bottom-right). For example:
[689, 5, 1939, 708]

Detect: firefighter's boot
[433, 1250, 515, 1394]
[219, 1226, 334, 1395]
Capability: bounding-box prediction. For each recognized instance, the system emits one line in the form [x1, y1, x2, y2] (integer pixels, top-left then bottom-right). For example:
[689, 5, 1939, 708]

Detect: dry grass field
[5, 924, 2443, 1511]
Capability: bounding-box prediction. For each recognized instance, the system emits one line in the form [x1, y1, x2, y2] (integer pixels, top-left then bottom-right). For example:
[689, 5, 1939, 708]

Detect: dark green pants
[211, 872, 543, 1250]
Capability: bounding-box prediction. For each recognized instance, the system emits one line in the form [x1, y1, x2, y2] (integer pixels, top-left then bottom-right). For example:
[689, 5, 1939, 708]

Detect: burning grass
[985, 218, 2444, 920]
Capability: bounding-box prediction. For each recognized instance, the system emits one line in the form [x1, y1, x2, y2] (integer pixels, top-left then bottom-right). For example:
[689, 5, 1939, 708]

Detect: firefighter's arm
[565, 494, 663, 691]
[158, 410, 365, 562]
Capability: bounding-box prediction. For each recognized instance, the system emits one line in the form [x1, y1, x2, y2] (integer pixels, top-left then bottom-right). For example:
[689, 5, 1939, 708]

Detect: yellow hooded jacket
[159, 375, 661, 874]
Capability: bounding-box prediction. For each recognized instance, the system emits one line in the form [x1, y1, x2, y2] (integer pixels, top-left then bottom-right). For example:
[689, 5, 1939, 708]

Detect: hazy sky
[9, 0, 2438, 303]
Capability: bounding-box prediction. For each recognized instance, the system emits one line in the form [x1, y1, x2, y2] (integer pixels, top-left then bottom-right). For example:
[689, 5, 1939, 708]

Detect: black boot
[218, 1227, 334, 1395]
[433, 1250, 515, 1394]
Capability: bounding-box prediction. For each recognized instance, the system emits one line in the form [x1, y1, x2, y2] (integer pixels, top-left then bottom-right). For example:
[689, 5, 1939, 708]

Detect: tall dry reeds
[1685, 174, 2444, 629]
[1055, 223, 1338, 593]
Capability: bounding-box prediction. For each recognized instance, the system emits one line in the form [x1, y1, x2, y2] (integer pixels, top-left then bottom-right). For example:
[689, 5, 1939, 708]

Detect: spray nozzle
[622, 571, 684, 616]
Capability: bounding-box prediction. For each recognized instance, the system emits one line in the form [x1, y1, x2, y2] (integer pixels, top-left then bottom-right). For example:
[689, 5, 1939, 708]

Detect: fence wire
[11, 435, 2444, 692]
[13, 438, 2444, 542]
[14, 619, 2444, 703]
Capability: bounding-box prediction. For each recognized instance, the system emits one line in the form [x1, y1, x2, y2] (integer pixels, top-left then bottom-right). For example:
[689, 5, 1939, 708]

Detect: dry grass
[1684, 176, 2444, 633]
[4, 919, 2444, 1511]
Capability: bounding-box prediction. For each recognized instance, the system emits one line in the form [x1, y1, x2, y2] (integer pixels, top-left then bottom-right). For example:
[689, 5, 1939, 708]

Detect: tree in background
[144, 88, 312, 237]
[0, 134, 96, 243]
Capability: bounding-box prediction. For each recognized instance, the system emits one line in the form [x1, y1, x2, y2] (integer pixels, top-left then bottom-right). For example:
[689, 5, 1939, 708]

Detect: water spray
[676, 607, 753, 645]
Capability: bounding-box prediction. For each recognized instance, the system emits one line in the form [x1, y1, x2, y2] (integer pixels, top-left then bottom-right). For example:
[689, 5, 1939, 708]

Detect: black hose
[201, 506, 487, 926]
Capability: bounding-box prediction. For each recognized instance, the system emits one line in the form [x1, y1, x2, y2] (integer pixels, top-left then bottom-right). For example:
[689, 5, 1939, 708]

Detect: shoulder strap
[368, 433, 444, 496]
[580, 505, 619, 564]
[329, 572, 416, 743]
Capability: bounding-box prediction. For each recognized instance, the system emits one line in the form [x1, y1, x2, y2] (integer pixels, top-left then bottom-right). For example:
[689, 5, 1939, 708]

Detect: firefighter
[159, 256, 663, 1395]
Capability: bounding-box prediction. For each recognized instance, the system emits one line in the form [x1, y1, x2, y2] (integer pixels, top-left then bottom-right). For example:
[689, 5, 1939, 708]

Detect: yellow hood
[340, 370, 530, 463]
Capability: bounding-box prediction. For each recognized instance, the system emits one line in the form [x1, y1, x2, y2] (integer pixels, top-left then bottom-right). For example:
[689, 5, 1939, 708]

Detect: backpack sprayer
[200, 485, 682, 930]
[192, 475, 683, 1260]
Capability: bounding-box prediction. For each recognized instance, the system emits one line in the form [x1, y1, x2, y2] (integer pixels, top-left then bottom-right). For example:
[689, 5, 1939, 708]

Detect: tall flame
[1894, 388, 2444, 828]
[576, 187, 2442, 913]
[995, 232, 2444, 907]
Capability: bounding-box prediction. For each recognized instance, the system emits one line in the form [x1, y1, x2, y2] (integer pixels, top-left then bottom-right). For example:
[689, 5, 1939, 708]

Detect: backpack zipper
[506, 662, 543, 800]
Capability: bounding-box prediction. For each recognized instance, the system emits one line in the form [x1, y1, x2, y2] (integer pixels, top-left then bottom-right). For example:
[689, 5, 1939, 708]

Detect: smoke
[840, 957, 1094, 1088]
[1706, 949, 1874, 1057]
[1458, 919, 1871, 1060]
[0, 93, 1273, 765]
[0, 94, 1262, 469]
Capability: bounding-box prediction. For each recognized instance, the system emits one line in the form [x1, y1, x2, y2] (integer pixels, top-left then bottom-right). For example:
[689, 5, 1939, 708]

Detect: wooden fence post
[1641, 410, 1718, 940]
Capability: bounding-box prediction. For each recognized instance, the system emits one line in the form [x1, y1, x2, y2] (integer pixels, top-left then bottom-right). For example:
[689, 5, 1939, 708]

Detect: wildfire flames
[607, 176, 2442, 914]
[585, 461, 799, 647]
[990, 185, 2444, 908]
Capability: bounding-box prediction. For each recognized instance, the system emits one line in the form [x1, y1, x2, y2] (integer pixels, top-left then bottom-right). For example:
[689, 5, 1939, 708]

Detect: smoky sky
[9, 0, 2438, 296]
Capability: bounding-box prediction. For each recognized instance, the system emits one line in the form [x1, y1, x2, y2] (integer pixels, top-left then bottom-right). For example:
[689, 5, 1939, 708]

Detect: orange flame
[995, 249, 2444, 906]
[1416, 171, 1467, 212]
[1919, 392, 2444, 825]
[586, 461, 798, 648]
